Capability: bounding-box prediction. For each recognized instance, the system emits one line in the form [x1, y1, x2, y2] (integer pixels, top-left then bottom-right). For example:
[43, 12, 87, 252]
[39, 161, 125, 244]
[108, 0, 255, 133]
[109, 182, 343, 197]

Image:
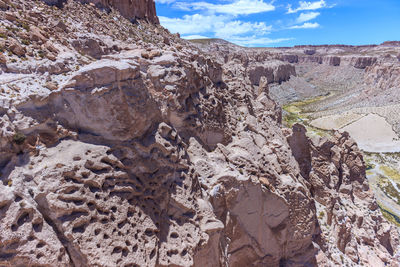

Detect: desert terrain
[0, 0, 400, 266]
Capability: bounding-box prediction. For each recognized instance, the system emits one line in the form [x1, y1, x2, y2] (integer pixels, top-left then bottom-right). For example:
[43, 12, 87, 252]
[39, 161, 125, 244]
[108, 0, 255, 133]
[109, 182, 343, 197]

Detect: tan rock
[46, 52, 56, 61]
[0, 0, 9, 9]
[248, 60, 295, 85]
[44, 41, 59, 54]
[52, 20, 68, 32]
[141, 49, 161, 59]
[0, 52, 6, 64]
[45, 81, 58, 90]
[4, 11, 17, 21]
[287, 126, 398, 266]
[30, 26, 47, 43]
[0, 1, 399, 266]
[71, 38, 104, 59]
[9, 38, 25, 57]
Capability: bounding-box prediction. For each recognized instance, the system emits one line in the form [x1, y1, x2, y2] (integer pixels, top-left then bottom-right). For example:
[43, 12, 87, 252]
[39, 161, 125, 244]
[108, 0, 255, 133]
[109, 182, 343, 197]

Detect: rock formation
[42, 0, 159, 23]
[287, 125, 400, 265]
[0, 1, 399, 266]
[248, 60, 296, 85]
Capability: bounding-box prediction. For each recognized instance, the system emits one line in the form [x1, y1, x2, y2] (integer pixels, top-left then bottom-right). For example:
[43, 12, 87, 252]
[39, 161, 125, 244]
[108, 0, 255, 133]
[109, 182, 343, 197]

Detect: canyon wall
[42, 0, 159, 23]
[0, 1, 399, 266]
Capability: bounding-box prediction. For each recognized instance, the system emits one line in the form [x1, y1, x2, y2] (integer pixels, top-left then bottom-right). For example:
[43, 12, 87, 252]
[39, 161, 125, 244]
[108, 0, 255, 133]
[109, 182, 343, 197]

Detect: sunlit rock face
[0, 0, 399, 266]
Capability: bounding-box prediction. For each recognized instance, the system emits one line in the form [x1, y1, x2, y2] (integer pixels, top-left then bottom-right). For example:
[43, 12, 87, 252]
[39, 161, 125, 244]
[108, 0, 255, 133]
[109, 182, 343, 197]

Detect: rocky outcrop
[42, 0, 159, 23]
[304, 49, 316, 55]
[381, 41, 400, 47]
[42, 0, 67, 8]
[350, 56, 377, 69]
[81, 0, 159, 23]
[298, 55, 323, 64]
[278, 54, 299, 63]
[287, 125, 400, 266]
[323, 56, 341, 66]
[1, 1, 399, 267]
[188, 96, 316, 265]
[248, 61, 296, 85]
[364, 62, 400, 91]
[1, 40, 317, 266]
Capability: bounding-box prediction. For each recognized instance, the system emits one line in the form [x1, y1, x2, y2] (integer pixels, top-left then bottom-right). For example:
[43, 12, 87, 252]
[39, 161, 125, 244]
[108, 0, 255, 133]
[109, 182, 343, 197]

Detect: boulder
[9, 39, 25, 57]
[0, 52, 6, 64]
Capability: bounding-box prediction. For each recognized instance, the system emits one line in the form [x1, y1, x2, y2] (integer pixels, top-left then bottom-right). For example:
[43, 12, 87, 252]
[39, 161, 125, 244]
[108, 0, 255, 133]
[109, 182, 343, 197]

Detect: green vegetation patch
[282, 95, 333, 138]
[380, 165, 400, 182]
[377, 175, 400, 205]
[12, 132, 26, 145]
[283, 111, 302, 127]
[380, 205, 400, 227]
[284, 105, 301, 114]
[21, 39, 30, 46]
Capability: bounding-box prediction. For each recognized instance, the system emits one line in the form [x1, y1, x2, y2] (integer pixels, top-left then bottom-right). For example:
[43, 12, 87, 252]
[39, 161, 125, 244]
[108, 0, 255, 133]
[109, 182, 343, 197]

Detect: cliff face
[84, 0, 159, 23]
[42, 0, 159, 23]
[0, 1, 399, 267]
[287, 125, 400, 265]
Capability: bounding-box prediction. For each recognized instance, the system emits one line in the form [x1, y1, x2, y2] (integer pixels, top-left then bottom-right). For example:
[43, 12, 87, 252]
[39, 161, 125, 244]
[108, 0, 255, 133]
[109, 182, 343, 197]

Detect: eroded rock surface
[0, 1, 399, 267]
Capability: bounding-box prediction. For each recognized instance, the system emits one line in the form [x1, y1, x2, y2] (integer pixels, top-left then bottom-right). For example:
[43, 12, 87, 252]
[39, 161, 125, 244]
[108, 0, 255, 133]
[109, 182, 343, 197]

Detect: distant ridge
[188, 38, 400, 48]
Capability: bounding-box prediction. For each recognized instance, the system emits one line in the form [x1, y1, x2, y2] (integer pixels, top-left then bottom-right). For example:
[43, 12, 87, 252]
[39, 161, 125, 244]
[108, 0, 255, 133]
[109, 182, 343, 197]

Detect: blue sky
[155, 0, 400, 47]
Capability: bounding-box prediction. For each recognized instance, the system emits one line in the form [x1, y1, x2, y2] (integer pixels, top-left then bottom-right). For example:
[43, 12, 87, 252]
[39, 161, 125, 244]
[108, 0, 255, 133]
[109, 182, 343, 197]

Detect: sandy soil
[310, 112, 364, 130]
[313, 113, 400, 152]
[341, 114, 400, 152]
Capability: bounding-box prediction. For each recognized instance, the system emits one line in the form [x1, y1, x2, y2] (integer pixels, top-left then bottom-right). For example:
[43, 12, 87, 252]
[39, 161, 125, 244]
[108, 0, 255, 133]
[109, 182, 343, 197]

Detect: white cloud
[287, 0, 327, 13]
[159, 13, 283, 47]
[160, 14, 271, 38]
[215, 21, 271, 39]
[289, 22, 320, 29]
[227, 36, 293, 46]
[158, 0, 295, 47]
[175, 0, 275, 16]
[296, 12, 320, 23]
[159, 14, 227, 35]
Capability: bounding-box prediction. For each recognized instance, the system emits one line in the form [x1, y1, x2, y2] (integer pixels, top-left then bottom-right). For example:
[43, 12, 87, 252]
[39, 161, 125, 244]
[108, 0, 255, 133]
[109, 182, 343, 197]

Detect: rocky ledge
[0, 1, 399, 267]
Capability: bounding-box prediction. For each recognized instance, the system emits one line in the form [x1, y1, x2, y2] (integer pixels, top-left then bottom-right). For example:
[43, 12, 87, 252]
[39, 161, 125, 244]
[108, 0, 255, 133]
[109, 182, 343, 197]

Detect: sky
[155, 0, 400, 47]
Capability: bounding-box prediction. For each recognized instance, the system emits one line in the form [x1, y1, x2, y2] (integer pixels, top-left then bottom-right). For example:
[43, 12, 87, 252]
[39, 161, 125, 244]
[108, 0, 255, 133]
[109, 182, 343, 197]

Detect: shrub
[37, 50, 45, 58]
[21, 39, 30, 46]
[13, 132, 26, 145]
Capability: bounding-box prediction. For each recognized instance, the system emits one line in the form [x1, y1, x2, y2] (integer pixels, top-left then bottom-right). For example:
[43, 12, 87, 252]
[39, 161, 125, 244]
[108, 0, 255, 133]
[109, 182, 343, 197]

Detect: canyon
[0, 0, 400, 266]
